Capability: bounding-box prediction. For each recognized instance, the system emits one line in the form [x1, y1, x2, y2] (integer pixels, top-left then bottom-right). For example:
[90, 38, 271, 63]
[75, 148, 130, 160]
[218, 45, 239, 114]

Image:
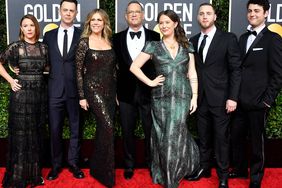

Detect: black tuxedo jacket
[43, 27, 82, 98]
[112, 27, 160, 104]
[190, 29, 241, 107]
[238, 27, 282, 109]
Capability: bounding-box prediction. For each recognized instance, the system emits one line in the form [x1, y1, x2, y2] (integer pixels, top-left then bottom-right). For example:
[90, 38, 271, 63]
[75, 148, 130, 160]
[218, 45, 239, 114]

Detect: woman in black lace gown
[76, 9, 116, 187]
[0, 15, 48, 188]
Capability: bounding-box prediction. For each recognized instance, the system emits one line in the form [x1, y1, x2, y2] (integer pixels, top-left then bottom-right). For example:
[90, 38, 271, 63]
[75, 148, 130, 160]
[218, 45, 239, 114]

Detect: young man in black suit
[43, 0, 84, 180]
[187, 3, 241, 188]
[112, 0, 160, 180]
[229, 0, 282, 188]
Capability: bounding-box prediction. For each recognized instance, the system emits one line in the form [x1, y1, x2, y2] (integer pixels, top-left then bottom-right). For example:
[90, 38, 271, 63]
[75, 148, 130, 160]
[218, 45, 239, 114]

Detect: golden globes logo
[268, 23, 282, 37]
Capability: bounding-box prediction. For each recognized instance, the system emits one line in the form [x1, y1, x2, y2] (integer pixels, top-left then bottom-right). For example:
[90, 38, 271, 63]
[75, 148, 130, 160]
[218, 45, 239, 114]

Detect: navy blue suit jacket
[43, 27, 81, 98]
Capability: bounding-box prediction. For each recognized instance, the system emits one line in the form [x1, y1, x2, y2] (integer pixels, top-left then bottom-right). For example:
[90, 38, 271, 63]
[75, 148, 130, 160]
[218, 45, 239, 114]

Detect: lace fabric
[0, 41, 48, 188]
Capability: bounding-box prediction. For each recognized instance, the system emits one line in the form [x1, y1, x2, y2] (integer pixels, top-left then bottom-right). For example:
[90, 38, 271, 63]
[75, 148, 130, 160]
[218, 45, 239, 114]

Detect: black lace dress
[0, 41, 48, 188]
[76, 38, 116, 187]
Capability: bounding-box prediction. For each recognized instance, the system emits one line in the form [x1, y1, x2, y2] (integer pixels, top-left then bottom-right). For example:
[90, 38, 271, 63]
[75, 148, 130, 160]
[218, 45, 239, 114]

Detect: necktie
[63, 29, 68, 59]
[247, 30, 257, 36]
[199, 35, 208, 62]
[129, 31, 142, 39]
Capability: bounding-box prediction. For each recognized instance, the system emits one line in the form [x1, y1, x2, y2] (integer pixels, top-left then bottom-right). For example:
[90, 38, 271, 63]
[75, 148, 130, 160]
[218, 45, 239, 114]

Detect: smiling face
[125, 2, 144, 30]
[20, 18, 36, 42]
[197, 4, 216, 32]
[90, 13, 104, 35]
[158, 15, 178, 37]
[60, 1, 77, 28]
[247, 3, 268, 29]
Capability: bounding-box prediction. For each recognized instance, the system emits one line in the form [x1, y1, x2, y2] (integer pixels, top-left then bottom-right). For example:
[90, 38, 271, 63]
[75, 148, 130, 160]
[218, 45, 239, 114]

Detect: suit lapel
[121, 28, 133, 64]
[52, 29, 61, 57]
[205, 30, 221, 64]
[243, 27, 267, 61]
[68, 27, 80, 55]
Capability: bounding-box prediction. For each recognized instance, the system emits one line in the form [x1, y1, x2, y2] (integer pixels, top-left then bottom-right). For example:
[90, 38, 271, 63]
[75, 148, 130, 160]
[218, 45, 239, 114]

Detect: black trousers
[230, 105, 268, 183]
[119, 100, 152, 169]
[197, 97, 230, 180]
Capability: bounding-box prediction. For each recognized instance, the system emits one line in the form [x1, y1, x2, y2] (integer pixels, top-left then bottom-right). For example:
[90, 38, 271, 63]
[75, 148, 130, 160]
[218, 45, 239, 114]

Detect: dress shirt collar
[128, 26, 145, 38]
[247, 24, 265, 36]
[201, 26, 216, 40]
[59, 25, 74, 33]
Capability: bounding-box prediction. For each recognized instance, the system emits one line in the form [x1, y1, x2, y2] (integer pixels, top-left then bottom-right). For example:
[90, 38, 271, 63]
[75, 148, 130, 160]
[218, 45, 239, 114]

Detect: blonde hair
[81, 9, 112, 42]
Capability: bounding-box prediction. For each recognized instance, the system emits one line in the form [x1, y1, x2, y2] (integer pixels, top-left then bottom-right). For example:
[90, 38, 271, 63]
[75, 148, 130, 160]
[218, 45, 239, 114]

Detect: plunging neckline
[162, 40, 180, 60]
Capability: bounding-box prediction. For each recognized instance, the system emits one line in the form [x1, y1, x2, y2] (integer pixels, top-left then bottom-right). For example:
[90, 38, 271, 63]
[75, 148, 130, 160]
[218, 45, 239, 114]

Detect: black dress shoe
[47, 167, 62, 180]
[69, 165, 85, 179]
[39, 176, 45, 185]
[249, 182, 261, 188]
[124, 168, 134, 180]
[184, 168, 211, 181]
[228, 169, 248, 179]
[219, 179, 229, 188]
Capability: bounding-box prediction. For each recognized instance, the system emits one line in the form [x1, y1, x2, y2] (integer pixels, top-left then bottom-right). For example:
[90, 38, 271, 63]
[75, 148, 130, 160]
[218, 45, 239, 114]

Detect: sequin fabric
[76, 38, 116, 187]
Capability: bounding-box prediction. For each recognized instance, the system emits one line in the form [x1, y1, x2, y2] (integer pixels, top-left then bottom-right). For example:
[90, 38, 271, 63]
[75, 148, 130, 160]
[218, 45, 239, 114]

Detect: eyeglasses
[127, 10, 142, 15]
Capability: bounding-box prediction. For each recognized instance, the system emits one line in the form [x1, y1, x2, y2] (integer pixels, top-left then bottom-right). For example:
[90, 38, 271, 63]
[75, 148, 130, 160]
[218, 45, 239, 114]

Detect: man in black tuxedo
[229, 0, 282, 188]
[187, 3, 241, 188]
[43, 0, 84, 180]
[112, 0, 160, 180]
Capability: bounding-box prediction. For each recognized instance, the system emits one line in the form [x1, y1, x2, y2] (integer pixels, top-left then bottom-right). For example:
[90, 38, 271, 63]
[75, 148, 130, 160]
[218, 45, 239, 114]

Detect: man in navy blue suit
[43, 0, 84, 180]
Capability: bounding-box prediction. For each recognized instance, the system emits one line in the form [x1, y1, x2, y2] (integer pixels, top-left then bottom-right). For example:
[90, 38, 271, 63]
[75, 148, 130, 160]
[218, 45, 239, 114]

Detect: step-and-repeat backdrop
[115, 0, 211, 38]
[6, 0, 281, 43]
[6, 0, 99, 43]
[229, 0, 282, 37]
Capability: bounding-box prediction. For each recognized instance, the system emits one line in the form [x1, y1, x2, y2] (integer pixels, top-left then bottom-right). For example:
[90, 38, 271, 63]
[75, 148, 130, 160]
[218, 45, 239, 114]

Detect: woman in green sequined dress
[130, 10, 200, 188]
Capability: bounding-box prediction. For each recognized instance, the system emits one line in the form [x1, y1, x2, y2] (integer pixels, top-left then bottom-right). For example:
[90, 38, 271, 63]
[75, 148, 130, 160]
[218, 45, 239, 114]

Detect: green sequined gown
[142, 41, 199, 188]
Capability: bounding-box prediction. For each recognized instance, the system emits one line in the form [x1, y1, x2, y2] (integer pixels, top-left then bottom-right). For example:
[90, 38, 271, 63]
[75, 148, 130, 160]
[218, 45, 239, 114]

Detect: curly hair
[157, 10, 189, 48]
[81, 9, 112, 43]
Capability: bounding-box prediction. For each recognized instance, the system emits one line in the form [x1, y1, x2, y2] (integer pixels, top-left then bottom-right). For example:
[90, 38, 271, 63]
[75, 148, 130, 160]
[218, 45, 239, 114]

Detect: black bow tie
[130, 31, 142, 39]
[247, 30, 257, 36]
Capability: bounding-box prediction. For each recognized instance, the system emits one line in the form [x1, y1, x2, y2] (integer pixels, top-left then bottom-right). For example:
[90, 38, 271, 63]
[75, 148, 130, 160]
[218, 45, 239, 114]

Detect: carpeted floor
[0, 168, 282, 188]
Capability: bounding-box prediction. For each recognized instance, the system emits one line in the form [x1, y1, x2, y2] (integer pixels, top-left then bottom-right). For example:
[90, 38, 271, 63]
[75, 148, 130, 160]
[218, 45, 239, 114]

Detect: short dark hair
[60, 0, 78, 8]
[247, 0, 270, 11]
[198, 3, 216, 14]
[126, 1, 144, 12]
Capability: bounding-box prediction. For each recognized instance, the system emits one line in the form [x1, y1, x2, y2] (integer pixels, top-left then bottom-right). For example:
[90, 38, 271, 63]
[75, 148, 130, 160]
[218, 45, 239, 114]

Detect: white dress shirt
[198, 26, 217, 63]
[57, 26, 74, 56]
[127, 27, 145, 61]
[246, 24, 265, 53]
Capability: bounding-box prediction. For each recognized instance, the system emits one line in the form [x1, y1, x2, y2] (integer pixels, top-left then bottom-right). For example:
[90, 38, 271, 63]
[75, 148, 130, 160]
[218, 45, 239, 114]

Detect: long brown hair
[157, 10, 189, 48]
[19, 14, 40, 42]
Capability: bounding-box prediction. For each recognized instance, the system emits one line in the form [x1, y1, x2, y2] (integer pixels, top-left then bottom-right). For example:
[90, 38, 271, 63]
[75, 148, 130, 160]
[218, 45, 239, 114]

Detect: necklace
[164, 40, 177, 50]
[169, 44, 176, 49]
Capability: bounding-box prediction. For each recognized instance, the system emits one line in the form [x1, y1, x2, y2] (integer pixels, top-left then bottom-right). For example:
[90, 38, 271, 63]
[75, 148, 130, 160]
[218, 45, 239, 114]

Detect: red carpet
[0, 168, 282, 188]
